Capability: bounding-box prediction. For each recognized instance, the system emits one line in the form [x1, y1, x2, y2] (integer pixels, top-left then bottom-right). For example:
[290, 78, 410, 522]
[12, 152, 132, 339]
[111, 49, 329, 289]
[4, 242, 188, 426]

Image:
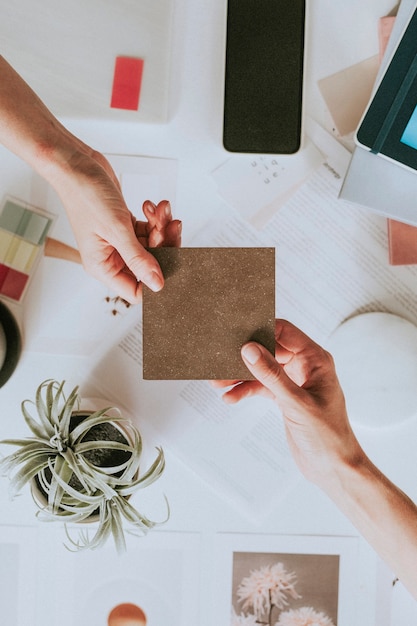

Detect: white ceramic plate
[326, 312, 417, 429]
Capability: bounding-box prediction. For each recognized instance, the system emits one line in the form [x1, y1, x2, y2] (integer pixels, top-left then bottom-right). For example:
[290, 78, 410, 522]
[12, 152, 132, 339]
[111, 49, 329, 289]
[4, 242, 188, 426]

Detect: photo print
[216, 533, 362, 626]
[37, 528, 200, 626]
[0, 526, 37, 626]
[231, 551, 339, 626]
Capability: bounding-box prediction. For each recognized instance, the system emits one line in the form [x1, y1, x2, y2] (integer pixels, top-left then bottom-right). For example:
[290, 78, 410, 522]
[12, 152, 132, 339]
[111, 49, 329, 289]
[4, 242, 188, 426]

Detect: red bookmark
[110, 56, 144, 111]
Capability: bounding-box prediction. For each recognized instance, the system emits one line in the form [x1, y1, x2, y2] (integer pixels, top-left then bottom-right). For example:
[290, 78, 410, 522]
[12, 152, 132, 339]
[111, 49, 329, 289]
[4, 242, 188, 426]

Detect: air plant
[0, 379, 168, 552]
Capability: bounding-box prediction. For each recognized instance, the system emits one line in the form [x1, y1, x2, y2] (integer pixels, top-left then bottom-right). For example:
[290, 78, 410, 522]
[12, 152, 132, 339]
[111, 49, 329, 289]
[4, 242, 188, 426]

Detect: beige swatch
[318, 55, 380, 136]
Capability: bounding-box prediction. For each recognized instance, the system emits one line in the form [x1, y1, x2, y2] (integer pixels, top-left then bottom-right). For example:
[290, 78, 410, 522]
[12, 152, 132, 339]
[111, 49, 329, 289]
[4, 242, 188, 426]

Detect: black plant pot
[31, 410, 133, 519]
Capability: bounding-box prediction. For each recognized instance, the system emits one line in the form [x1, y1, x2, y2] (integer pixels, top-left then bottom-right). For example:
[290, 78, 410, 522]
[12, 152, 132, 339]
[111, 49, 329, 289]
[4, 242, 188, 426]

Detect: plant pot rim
[31, 409, 134, 524]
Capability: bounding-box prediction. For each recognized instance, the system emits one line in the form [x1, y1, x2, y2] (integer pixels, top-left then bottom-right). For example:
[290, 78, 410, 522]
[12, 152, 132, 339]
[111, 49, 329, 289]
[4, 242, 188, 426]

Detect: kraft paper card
[318, 55, 380, 137]
[142, 247, 275, 380]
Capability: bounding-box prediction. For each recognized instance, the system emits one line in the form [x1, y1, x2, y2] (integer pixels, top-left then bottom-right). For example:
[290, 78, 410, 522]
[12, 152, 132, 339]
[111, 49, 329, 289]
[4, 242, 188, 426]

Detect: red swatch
[0, 266, 28, 301]
[110, 56, 144, 111]
[0, 264, 8, 289]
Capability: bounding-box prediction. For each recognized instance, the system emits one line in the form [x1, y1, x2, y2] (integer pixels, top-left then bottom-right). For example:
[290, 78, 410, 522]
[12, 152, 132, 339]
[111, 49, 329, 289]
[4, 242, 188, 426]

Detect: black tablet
[223, 0, 305, 154]
[356, 6, 417, 173]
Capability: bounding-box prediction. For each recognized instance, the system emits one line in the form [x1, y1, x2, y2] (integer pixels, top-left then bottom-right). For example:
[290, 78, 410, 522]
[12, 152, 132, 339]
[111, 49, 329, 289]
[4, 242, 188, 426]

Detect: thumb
[241, 342, 303, 403]
[116, 232, 165, 292]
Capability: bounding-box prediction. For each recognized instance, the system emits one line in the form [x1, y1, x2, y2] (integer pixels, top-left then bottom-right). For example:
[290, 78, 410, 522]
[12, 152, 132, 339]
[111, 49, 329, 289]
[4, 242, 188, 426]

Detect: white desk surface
[1, 1, 416, 625]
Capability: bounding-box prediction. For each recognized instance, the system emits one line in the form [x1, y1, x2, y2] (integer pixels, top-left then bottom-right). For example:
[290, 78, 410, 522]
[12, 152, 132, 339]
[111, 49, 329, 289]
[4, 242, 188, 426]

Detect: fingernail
[145, 200, 156, 214]
[146, 270, 164, 292]
[164, 201, 172, 218]
[177, 220, 182, 235]
[153, 230, 164, 246]
[242, 343, 262, 364]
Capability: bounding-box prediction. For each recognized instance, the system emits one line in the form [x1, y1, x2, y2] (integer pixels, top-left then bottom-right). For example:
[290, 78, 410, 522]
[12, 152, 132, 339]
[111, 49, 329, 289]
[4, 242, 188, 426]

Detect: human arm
[213, 319, 417, 598]
[0, 55, 180, 302]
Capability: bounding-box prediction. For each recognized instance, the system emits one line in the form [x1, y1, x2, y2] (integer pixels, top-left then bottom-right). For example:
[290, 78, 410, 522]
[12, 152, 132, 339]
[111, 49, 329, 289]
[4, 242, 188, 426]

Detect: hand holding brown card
[142, 247, 275, 380]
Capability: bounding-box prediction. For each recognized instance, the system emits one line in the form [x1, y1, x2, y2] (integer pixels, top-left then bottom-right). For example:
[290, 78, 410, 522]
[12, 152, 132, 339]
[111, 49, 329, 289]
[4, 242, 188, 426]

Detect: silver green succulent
[0, 379, 168, 552]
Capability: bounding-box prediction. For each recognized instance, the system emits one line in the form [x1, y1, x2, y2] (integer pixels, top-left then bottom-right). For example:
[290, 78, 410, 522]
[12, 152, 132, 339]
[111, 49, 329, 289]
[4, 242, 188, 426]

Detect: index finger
[275, 319, 323, 357]
[92, 260, 143, 304]
[142, 200, 172, 231]
[274, 319, 336, 389]
[209, 379, 241, 388]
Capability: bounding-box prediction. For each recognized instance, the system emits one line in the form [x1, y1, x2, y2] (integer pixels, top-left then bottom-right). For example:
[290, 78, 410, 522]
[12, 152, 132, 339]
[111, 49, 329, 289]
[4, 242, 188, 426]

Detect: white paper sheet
[35, 528, 201, 626]
[0, 0, 174, 123]
[212, 139, 324, 228]
[0, 526, 38, 626]
[215, 533, 375, 626]
[88, 318, 301, 522]
[86, 125, 417, 522]
[199, 121, 417, 345]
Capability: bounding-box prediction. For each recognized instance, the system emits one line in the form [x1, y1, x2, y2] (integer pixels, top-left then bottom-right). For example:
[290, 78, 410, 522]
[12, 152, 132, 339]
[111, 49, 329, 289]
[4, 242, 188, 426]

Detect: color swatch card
[0, 196, 54, 303]
[110, 56, 144, 111]
[142, 247, 275, 380]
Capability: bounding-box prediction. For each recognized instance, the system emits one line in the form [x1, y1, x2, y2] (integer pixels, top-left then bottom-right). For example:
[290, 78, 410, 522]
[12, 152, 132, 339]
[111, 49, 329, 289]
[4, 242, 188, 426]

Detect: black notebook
[356, 6, 417, 173]
[222, 0, 305, 154]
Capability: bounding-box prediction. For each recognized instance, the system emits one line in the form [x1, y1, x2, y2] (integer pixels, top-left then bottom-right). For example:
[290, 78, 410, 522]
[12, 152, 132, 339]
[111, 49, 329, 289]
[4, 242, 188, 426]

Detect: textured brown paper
[142, 247, 275, 380]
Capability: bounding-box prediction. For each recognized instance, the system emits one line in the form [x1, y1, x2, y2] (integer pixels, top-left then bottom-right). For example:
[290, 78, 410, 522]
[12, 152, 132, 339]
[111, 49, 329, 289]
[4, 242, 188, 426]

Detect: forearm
[323, 453, 417, 598]
[0, 55, 84, 185]
[0, 56, 169, 299]
[234, 327, 417, 597]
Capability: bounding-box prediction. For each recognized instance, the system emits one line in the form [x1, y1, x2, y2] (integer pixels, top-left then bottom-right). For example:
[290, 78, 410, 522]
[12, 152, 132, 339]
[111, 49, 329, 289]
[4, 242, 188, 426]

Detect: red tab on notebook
[110, 56, 144, 111]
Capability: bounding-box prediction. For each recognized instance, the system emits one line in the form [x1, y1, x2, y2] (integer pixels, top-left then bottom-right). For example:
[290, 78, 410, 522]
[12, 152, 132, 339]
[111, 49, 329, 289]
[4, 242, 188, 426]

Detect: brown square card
[142, 247, 275, 380]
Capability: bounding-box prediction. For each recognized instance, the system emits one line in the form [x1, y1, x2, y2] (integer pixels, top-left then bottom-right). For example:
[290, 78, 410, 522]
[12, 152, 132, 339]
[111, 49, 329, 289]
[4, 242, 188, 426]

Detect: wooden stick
[44, 237, 82, 264]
